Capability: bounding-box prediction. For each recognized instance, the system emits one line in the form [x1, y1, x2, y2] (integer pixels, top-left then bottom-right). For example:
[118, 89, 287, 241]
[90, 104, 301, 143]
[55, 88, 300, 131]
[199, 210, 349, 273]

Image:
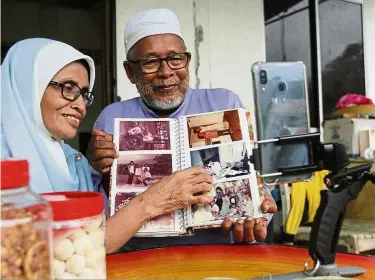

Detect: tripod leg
[315, 264, 366, 277]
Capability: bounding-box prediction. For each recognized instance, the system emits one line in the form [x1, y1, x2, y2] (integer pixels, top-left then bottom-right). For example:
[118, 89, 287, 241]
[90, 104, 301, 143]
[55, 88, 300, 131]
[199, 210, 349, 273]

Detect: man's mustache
[152, 79, 180, 88]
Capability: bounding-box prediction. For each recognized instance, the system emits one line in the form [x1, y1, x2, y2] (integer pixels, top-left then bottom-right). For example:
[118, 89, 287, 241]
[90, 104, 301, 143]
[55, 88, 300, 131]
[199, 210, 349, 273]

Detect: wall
[1, 0, 103, 150]
[115, 0, 266, 111]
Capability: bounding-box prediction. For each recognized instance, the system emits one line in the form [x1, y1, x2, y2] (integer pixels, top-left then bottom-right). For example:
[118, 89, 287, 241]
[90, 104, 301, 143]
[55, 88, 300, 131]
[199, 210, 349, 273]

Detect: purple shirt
[93, 87, 265, 252]
[94, 87, 243, 134]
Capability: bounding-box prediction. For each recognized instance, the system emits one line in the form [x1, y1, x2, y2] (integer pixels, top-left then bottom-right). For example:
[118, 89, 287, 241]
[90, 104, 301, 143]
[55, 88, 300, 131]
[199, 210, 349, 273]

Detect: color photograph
[192, 179, 255, 225]
[187, 110, 243, 148]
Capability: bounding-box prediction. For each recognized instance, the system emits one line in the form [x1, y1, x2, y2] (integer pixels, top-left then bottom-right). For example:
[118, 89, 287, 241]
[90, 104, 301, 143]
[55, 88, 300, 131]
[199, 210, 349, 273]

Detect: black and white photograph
[115, 154, 172, 189]
[190, 142, 250, 181]
[118, 120, 171, 151]
[192, 179, 256, 225]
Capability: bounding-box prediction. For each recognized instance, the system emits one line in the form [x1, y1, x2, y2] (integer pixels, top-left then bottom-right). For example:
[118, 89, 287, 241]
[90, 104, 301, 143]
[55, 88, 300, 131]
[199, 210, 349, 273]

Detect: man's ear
[123, 61, 136, 84]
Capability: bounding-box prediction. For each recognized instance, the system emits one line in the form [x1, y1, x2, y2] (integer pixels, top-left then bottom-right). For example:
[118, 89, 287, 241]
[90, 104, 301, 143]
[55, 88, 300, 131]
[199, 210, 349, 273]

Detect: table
[106, 245, 375, 279]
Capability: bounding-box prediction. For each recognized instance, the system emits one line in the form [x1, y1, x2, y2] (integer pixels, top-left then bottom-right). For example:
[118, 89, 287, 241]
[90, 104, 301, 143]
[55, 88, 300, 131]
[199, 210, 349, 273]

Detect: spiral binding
[174, 118, 187, 170]
[174, 118, 189, 232]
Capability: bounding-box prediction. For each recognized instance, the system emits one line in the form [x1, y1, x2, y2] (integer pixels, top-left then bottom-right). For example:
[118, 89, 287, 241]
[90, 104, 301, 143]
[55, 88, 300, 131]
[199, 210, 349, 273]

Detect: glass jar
[42, 192, 106, 279]
[1, 160, 53, 279]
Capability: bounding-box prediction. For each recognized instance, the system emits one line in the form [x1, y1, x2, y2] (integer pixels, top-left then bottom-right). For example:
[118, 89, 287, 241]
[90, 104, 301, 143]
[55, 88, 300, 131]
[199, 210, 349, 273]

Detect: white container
[42, 192, 106, 279]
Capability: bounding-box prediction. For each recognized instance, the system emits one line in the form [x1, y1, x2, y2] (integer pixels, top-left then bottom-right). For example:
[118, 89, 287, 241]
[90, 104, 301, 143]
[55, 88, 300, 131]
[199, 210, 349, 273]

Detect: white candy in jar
[87, 228, 105, 249]
[73, 235, 94, 256]
[54, 238, 75, 261]
[66, 254, 86, 276]
[59, 271, 78, 279]
[46, 192, 106, 279]
[78, 268, 96, 278]
[83, 216, 102, 233]
[85, 248, 102, 269]
[68, 228, 86, 241]
[52, 259, 66, 278]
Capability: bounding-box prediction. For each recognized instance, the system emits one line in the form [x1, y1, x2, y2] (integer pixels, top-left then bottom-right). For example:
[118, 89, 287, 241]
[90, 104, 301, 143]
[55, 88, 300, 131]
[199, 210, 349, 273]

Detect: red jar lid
[1, 160, 29, 190]
[42, 191, 104, 221]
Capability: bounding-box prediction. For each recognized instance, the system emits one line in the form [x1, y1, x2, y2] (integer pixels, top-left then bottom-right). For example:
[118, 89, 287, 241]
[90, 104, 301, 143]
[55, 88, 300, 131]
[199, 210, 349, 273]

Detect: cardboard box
[323, 118, 375, 158]
[359, 129, 375, 158]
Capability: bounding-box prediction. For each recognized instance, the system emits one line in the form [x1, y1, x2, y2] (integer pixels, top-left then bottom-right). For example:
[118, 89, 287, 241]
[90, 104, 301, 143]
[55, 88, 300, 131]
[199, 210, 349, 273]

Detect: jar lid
[42, 192, 104, 221]
[1, 160, 29, 190]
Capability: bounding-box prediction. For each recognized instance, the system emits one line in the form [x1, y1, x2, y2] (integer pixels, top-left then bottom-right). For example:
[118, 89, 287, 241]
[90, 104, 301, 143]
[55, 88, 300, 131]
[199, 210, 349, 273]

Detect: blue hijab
[1, 38, 96, 193]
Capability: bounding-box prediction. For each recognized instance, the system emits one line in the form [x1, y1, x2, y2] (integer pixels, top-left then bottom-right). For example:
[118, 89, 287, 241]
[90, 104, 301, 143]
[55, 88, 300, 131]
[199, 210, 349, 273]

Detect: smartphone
[251, 61, 313, 185]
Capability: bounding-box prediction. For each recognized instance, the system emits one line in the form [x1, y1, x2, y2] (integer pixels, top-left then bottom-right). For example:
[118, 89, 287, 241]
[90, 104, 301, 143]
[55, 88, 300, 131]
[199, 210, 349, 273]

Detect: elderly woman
[1, 38, 213, 253]
[1, 38, 96, 192]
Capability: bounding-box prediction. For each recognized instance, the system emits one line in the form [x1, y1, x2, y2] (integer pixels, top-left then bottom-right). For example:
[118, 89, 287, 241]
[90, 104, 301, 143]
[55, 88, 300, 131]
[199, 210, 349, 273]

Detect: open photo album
[109, 108, 266, 237]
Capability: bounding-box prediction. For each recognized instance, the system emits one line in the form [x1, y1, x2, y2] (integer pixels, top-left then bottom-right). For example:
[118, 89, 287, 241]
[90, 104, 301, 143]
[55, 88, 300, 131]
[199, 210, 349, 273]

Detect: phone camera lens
[278, 81, 287, 92]
[260, 70, 267, 85]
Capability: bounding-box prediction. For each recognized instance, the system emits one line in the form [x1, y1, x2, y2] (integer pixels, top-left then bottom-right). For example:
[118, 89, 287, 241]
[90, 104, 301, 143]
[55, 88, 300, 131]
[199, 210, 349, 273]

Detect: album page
[178, 108, 264, 228]
[109, 118, 187, 236]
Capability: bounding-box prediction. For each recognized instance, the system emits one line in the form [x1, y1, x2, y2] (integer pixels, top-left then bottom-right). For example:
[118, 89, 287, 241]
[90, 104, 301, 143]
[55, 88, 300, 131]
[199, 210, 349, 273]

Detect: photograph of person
[192, 179, 255, 225]
[116, 154, 172, 189]
[190, 142, 250, 181]
[119, 120, 171, 151]
[187, 110, 243, 148]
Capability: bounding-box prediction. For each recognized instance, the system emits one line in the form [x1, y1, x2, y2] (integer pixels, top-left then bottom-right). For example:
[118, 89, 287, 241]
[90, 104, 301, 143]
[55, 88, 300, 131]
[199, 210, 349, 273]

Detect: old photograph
[114, 192, 175, 231]
[115, 154, 172, 189]
[192, 178, 255, 225]
[187, 110, 243, 148]
[246, 111, 255, 142]
[114, 192, 137, 214]
[118, 120, 171, 151]
[140, 213, 175, 232]
[190, 142, 250, 181]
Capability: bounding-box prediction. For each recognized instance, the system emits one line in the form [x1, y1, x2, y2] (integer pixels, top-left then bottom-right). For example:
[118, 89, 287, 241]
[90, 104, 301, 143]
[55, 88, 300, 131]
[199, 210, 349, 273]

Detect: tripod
[250, 133, 375, 279]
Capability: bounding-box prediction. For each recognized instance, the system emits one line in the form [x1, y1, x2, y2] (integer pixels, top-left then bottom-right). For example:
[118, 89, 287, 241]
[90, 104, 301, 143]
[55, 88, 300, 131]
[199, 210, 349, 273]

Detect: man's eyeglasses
[48, 81, 94, 107]
[127, 52, 191, 74]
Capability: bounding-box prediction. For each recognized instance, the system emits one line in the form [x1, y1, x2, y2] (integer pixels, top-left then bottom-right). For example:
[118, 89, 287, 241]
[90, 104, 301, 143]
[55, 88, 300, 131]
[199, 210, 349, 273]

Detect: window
[264, 0, 318, 127]
[319, 0, 365, 118]
[263, 0, 366, 124]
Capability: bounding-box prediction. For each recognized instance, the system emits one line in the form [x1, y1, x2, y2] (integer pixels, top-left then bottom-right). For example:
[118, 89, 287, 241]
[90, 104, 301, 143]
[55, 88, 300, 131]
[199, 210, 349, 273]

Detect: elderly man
[88, 8, 276, 252]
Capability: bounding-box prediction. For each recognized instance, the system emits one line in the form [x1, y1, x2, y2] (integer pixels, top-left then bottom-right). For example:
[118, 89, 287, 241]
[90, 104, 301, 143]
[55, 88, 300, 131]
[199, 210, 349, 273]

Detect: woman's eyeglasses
[48, 81, 94, 107]
[127, 52, 191, 74]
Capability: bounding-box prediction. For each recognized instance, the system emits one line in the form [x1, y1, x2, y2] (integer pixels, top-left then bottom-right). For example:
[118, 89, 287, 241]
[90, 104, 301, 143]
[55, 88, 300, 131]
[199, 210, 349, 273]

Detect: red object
[42, 191, 104, 221]
[336, 93, 374, 110]
[106, 245, 375, 279]
[1, 160, 29, 190]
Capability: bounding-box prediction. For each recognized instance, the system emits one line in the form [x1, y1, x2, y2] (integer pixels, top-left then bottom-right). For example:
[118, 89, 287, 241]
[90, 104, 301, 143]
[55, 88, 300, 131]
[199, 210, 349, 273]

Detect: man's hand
[221, 192, 277, 243]
[87, 129, 118, 173]
[137, 167, 214, 219]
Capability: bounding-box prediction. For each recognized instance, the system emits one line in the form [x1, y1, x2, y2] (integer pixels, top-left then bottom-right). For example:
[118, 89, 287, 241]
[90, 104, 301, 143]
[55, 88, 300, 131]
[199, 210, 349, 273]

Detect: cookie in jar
[42, 192, 106, 279]
[1, 160, 53, 279]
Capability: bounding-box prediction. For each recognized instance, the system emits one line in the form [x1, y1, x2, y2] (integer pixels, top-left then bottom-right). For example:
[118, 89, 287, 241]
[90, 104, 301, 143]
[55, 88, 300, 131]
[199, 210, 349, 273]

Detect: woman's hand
[139, 166, 214, 219]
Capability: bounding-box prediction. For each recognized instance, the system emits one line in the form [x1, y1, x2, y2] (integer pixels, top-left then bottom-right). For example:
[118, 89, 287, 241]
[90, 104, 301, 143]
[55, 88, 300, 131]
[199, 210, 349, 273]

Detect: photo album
[109, 108, 266, 237]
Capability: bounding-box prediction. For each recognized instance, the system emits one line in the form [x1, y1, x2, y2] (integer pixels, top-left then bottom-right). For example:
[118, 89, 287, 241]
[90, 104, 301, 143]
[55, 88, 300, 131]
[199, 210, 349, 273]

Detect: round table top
[106, 244, 375, 279]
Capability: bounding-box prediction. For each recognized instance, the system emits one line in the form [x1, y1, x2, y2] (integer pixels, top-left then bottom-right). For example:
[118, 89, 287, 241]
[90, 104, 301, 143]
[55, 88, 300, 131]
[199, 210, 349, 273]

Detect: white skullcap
[124, 8, 184, 55]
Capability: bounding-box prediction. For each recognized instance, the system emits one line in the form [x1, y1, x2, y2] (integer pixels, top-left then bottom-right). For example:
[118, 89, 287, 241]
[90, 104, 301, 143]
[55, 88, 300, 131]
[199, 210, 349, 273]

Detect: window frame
[310, 0, 367, 138]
